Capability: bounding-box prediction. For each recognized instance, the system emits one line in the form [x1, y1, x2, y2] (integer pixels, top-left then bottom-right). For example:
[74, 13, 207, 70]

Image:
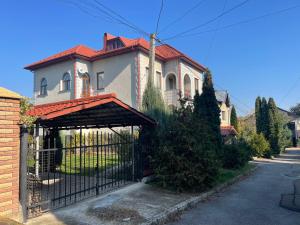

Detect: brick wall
[0, 96, 21, 219]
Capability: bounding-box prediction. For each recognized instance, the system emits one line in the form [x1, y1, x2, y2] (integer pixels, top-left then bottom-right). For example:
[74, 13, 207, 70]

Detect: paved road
[170, 149, 300, 225]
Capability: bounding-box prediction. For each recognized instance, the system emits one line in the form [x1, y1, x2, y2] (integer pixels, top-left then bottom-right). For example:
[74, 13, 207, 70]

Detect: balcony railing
[164, 89, 179, 106]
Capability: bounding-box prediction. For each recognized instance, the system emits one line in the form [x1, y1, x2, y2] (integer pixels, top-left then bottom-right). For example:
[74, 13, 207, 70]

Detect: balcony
[164, 89, 179, 106]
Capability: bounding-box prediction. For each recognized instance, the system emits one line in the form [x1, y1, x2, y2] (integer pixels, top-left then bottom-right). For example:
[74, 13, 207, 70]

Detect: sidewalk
[27, 167, 256, 225]
[26, 183, 195, 225]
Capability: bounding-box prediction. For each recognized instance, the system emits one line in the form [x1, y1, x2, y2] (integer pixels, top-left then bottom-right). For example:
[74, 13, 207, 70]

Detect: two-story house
[25, 33, 205, 109]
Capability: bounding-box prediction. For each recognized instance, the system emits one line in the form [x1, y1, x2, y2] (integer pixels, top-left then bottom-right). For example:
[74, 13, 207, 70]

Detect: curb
[142, 165, 258, 225]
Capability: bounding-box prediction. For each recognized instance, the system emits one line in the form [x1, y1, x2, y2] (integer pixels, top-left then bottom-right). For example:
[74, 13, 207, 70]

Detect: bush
[249, 133, 271, 158]
[222, 141, 252, 169]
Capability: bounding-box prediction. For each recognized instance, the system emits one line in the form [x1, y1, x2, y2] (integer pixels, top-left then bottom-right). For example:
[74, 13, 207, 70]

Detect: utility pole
[148, 33, 156, 83]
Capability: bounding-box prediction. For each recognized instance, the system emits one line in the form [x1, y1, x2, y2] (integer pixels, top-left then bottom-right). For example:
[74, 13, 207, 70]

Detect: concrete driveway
[170, 148, 300, 225]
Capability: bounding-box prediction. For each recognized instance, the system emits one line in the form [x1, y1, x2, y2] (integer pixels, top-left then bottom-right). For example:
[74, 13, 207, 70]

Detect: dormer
[103, 33, 125, 51]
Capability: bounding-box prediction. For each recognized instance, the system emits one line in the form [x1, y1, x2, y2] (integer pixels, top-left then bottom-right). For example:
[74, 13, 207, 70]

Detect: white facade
[32, 50, 204, 109]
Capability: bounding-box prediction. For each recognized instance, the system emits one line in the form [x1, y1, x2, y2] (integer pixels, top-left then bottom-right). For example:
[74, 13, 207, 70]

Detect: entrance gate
[26, 130, 142, 218]
[24, 94, 155, 219]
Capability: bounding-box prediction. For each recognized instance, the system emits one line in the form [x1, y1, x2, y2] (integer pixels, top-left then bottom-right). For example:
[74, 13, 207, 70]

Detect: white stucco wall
[75, 59, 93, 98]
[180, 61, 203, 98]
[92, 52, 137, 108]
[33, 60, 74, 105]
[138, 52, 164, 108]
[220, 102, 231, 126]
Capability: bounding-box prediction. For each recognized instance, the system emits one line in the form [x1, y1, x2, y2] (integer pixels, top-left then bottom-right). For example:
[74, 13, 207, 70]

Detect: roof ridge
[33, 93, 117, 108]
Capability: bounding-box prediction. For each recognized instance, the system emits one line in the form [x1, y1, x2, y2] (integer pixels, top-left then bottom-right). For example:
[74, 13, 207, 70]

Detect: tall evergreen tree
[197, 70, 222, 157]
[230, 105, 238, 132]
[261, 97, 269, 138]
[267, 98, 280, 154]
[255, 97, 262, 134]
[142, 69, 166, 120]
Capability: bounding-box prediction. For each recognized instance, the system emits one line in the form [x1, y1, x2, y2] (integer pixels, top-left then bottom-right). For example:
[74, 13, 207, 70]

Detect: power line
[164, 4, 300, 40]
[61, 0, 119, 24]
[63, 0, 149, 37]
[157, 0, 207, 35]
[92, 0, 149, 37]
[280, 75, 300, 105]
[204, 0, 228, 64]
[155, 0, 164, 33]
[162, 0, 250, 41]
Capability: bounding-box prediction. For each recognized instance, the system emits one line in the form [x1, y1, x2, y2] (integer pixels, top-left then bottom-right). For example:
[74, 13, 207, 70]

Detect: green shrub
[152, 100, 219, 192]
[222, 141, 252, 169]
[249, 133, 271, 158]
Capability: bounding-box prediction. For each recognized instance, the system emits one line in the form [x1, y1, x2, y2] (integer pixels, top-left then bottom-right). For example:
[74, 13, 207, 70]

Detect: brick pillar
[0, 87, 21, 221]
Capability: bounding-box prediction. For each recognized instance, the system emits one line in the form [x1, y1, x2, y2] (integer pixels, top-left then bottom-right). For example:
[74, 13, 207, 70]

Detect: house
[240, 107, 300, 146]
[25, 33, 205, 109]
[215, 90, 237, 140]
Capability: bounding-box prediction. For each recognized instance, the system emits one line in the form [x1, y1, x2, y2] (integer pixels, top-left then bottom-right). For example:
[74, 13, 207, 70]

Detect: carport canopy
[27, 93, 156, 129]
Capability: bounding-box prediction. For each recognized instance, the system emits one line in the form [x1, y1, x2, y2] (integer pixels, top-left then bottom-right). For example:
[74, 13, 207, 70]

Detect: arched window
[184, 74, 191, 98]
[62, 73, 71, 91]
[166, 73, 176, 90]
[40, 78, 47, 95]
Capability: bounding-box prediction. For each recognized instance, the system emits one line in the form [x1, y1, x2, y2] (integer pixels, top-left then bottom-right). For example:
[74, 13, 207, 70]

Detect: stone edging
[142, 165, 258, 225]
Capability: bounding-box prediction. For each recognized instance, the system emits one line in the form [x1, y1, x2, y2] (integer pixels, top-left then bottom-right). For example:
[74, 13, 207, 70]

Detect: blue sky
[1, 0, 300, 115]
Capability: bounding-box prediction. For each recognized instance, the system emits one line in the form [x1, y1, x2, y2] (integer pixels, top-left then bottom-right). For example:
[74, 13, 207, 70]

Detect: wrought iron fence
[26, 131, 141, 218]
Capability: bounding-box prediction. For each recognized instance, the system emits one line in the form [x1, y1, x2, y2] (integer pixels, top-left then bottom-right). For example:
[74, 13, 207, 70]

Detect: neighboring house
[25, 33, 205, 109]
[215, 90, 237, 139]
[240, 107, 300, 146]
[215, 90, 231, 127]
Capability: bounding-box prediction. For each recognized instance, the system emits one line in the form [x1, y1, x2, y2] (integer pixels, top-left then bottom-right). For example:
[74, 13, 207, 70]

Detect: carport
[24, 93, 155, 218]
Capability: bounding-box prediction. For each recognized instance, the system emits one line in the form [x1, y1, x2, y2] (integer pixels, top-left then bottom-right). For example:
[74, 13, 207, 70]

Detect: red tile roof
[25, 33, 206, 71]
[220, 125, 238, 136]
[27, 93, 156, 127]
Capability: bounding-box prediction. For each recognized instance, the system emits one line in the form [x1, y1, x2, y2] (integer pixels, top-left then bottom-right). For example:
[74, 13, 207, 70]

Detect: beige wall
[180, 61, 203, 98]
[34, 60, 74, 105]
[91, 52, 137, 108]
[32, 51, 204, 110]
[220, 102, 231, 126]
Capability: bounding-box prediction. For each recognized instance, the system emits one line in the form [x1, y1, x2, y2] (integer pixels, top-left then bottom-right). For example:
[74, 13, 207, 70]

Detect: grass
[58, 152, 119, 175]
[215, 163, 255, 185]
[27, 151, 123, 176]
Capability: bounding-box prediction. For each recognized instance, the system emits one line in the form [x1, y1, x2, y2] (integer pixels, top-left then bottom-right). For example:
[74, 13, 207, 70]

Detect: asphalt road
[170, 149, 300, 225]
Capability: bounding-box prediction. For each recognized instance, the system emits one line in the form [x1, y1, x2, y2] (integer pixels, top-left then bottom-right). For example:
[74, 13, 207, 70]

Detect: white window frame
[156, 71, 162, 89]
[97, 72, 105, 90]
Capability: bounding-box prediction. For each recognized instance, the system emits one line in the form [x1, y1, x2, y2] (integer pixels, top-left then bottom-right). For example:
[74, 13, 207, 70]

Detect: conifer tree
[197, 70, 222, 157]
[261, 97, 269, 138]
[142, 70, 166, 121]
[230, 105, 238, 132]
[255, 97, 262, 134]
[267, 98, 280, 154]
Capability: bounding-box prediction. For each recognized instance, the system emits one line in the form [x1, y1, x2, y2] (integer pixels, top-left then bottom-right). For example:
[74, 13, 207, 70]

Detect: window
[82, 74, 90, 97]
[62, 73, 71, 91]
[97, 72, 104, 90]
[145, 67, 149, 76]
[194, 78, 199, 92]
[156, 71, 161, 89]
[106, 39, 124, 50]
[40, 78, 47, 95]
[221, 111, 226, 121]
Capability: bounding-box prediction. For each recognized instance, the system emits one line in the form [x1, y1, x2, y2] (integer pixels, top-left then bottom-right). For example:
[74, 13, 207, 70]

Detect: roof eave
[24, 54, 90, 71]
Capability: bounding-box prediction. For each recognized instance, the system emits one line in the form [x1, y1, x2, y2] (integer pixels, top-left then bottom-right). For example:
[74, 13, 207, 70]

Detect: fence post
[20, 125, 28, 223]
[131, 126, 135, 181]
[34, 124, 40, 177]
[96, 131, 99, 195]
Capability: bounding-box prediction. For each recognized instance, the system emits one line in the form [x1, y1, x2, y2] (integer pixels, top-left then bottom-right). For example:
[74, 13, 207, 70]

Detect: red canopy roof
[27, 93, 156, 129]
[220, 125, 238, 136]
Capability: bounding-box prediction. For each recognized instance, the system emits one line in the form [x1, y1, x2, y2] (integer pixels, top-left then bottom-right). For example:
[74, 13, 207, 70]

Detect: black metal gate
[26, 130, 141, 218]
